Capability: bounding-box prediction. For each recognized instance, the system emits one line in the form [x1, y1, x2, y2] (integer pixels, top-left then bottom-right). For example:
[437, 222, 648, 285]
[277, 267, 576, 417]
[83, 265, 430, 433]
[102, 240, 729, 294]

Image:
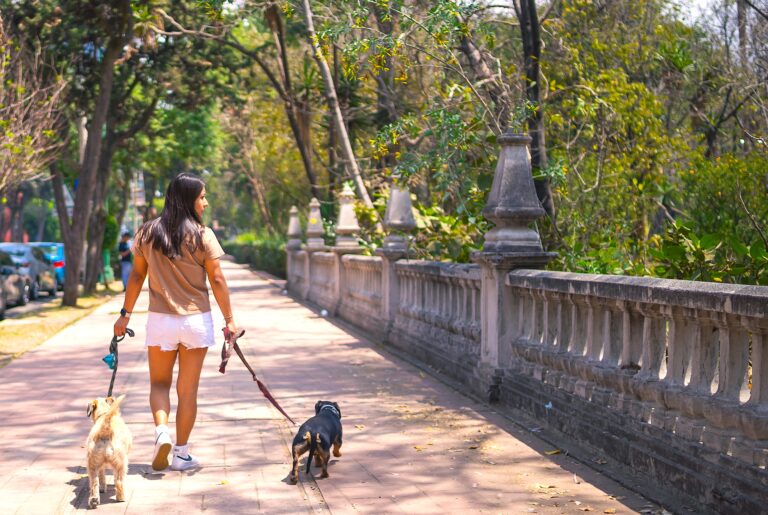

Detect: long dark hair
[138, 173, 204, 258]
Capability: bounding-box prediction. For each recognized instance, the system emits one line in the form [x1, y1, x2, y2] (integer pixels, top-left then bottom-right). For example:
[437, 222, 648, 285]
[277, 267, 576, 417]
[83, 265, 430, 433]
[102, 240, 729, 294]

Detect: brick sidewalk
[0, 260, 660, 514]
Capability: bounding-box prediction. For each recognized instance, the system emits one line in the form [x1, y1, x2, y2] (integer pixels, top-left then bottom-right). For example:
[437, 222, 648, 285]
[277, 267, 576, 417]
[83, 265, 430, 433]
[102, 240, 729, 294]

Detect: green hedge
[222, 238, 287, 278]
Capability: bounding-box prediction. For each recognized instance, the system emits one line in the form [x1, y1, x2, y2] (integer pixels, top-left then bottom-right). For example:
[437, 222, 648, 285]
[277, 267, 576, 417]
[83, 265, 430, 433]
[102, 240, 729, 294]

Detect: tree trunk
[56, 2, 130, 306]
[516, 0, 555, 219]
[84, 136, 116, 293]
[264, 3, 321, 200]
[738, 0, 748, 66]
[8, 188, 25, 242]
[301, 0, 381, 230]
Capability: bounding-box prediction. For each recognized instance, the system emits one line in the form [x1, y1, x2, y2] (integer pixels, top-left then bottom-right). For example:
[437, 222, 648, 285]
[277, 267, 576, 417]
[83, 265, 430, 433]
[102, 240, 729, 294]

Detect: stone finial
[305, 197, 325, 250]
[286, 206, 302, 250]
[481, 132, 547, 254]
[335, 183, 361, 247]
[381, 184, 416, 253]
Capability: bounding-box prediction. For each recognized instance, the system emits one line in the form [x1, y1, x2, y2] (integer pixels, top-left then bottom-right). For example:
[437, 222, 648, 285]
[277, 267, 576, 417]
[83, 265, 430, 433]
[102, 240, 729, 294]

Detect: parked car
[0, 243, 57, 299]
[28, 242, 65, 290]
[0, 249, 29, 320]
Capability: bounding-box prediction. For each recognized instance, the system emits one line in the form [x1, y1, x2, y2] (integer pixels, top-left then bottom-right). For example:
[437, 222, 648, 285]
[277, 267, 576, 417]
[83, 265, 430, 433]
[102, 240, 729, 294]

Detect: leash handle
[219, 327, 245, 374]
[107, 328, 134, 397]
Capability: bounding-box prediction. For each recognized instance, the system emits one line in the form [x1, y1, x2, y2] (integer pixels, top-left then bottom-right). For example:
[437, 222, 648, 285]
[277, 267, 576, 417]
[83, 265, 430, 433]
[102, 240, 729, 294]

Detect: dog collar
[319, 405, 340, 418]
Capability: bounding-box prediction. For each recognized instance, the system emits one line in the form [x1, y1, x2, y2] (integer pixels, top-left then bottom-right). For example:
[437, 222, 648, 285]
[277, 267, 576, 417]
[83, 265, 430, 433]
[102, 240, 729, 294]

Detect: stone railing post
[376, 184, 416, 339]
[473, 131, 556, 401]
[303, 198, 326, 300]
[331, 184, 364, 315]
[285, 206, 302, 292]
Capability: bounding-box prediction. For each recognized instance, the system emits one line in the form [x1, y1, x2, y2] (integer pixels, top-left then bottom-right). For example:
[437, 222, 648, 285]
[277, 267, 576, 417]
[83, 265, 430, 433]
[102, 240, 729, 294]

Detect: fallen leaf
[355, 424, 365, 430]
[468, 445, 479, 450]
[545, 449, 561, 455]
[218, 480, 229, 485]
[413, 445, 426, 452]
[536, 484, 556, 489]
[578, 508, 593, 512]
[604, 509, 616, 514]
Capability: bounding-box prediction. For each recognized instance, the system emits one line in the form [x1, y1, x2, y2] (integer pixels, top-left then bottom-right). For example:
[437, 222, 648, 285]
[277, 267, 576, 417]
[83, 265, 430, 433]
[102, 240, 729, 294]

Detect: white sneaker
[171, 452, 200, 471]
[151, 431, 173, 471]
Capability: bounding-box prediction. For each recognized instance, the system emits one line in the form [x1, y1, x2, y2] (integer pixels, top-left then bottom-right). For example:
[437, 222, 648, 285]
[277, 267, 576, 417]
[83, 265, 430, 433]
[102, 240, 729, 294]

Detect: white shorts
[145, 311, 216, 352]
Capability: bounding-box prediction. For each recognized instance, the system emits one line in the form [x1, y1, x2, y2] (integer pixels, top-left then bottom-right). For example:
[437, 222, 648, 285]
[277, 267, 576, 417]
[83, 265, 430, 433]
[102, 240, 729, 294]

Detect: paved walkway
[0, 259, 660, 514]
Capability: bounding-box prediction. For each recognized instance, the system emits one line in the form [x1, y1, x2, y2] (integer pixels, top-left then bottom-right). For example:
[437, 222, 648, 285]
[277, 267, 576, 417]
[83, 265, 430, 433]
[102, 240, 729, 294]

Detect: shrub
[222, 233, 287, 278]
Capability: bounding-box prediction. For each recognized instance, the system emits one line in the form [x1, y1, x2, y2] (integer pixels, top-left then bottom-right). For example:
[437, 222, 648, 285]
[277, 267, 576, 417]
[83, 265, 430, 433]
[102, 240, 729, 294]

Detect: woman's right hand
[114, 316, 129, 337]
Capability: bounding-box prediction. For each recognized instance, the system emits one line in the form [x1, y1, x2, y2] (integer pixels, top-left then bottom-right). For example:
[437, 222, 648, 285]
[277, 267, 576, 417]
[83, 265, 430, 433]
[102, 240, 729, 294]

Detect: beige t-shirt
[133, 226, 225, 315]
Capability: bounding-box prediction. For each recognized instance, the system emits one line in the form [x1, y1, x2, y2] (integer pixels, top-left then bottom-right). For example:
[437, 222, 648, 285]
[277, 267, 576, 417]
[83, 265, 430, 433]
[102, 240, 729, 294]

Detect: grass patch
[0, 282, 122, 369]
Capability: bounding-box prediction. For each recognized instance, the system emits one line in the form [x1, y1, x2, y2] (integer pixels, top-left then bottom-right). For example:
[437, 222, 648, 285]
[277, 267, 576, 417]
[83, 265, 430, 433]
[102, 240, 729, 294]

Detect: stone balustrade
[283, 131, 768, 512]
[504, 270, 768, 468]
[336, 255, 384, 336]
[306, 252, 336, 311]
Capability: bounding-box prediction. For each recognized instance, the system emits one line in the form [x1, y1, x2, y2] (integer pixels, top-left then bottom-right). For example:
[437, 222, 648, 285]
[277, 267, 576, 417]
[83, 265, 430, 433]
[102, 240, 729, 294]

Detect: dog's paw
[99, 486, 106, 493]
[320, 471, 329, 479]
[289, 475, 297, 484]
[333, 449, 342, 457]
[88, 496, 99, 509]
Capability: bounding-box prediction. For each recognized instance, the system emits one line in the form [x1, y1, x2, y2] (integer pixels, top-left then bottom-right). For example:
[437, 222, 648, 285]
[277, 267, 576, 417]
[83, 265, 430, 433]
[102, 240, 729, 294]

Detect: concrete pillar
[305, 198, 325, 250]
[285, 206, 302, 292]
[303, 198, 326, 299]
[473, 131, 555, 400]
[335, 184, 361, 247]
[331, 185, 364, 315]
[376, 184, 417, 337]
[286, 206, 302, 250]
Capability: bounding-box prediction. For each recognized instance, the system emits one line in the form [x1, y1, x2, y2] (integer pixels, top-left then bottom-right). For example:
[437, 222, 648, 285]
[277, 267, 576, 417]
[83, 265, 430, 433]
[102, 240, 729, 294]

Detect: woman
[114, 173, 237, 471]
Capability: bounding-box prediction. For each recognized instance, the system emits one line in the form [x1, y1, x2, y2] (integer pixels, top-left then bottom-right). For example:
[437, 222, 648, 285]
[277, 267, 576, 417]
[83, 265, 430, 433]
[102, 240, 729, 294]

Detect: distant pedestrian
[118, 232, 132, 291]
[113, 173, 238, 472]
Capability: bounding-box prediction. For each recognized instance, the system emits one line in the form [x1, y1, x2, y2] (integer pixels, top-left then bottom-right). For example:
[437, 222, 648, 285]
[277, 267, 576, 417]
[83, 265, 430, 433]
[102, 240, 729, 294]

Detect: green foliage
[651, 222, 768, 285]
[411, 203, 487, 262]
[222, 233, 287, 278]
[103, 215, 119, 250]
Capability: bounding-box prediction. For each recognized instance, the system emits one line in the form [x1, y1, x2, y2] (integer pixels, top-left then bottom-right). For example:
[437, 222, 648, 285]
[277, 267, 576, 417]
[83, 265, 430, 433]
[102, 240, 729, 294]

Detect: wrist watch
[120, 307, 131, 318]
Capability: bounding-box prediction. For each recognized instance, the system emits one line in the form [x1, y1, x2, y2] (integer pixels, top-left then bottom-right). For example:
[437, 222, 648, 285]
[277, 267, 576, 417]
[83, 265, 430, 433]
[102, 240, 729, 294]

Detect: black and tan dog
[290, 400, 342, 483]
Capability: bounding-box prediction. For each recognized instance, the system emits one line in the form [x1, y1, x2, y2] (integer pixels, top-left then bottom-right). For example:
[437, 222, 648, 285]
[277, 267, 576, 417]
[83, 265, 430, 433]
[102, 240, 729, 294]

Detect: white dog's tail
[92, 394, 126, 436]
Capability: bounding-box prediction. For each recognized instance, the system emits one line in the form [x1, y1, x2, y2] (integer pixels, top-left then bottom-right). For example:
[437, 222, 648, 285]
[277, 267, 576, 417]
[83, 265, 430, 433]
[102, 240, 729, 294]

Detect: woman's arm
[113, 254, 148, 336]
[205, 258, 238, 334]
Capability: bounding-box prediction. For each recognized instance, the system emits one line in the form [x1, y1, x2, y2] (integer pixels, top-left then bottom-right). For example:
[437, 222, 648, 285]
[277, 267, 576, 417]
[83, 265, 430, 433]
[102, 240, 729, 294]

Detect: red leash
[219, 328, 296, 425]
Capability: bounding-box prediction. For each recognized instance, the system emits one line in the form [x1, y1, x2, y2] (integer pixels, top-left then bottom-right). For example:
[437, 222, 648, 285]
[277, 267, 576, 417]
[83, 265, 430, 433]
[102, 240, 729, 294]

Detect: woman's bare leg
[147, 347, 177, 425]
[175, 346, 208, 445]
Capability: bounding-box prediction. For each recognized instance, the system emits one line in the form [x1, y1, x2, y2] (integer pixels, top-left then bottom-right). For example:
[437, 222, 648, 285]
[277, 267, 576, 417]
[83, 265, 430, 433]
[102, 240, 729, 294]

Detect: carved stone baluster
[630, 303, 668, 425]
[738, 320, 768, 466]
[702, 315, 749, 453]
[676, 314, 719, 443]
[660, 307, 695, 421]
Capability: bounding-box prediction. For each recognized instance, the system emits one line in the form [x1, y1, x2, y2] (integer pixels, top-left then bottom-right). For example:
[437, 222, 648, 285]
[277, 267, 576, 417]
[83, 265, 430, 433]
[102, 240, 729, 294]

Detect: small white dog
[85, 394, 132, 508]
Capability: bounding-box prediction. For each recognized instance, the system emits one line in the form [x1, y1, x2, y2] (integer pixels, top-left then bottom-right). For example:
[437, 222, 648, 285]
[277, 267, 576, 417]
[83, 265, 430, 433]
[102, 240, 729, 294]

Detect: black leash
[219, 328, 296, 425]
[104, 328, 134, 397]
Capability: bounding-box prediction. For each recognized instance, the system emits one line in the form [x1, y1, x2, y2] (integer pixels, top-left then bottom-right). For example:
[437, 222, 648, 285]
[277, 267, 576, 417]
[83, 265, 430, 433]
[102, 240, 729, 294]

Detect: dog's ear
[86, 400, 96, 418]
[314, 400, 323, 414]
[333, 402, 341, 418]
